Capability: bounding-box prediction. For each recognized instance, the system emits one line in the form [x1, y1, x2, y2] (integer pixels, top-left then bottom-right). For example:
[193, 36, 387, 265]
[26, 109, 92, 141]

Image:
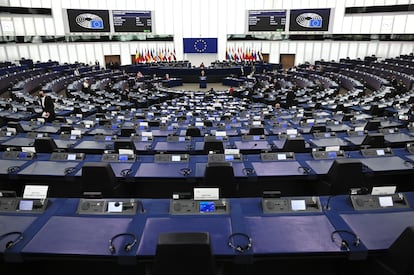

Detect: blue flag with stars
[183, 38, 218, 53]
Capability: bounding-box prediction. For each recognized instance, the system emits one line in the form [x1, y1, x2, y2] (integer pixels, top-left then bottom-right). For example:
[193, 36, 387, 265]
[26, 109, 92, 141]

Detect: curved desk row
[1, 193, 414, 274]
[0, 147, 413, 198]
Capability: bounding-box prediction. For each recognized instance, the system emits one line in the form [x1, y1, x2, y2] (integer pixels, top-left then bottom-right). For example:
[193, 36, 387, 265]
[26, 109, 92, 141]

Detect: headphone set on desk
[227, 232, 252, 253]
[179, 167, 192, 176]
[7, 166, 21, 174]
[242, 167, 255, 176]
[120, 168, 132, 177]
[331, 229, 360, 251]
[108, 232, 137, 254]
[0, 231, 24, 249]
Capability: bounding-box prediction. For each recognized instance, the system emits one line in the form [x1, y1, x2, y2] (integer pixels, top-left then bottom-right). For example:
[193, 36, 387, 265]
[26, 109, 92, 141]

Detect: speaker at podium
[199, 70, 207, 88]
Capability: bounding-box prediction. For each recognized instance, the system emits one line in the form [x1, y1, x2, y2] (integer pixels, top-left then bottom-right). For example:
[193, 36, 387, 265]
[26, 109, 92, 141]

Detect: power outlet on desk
[76, 198, 138, 215]
[261, 152, 295, 161]
[313, 132, 336, 138]
[208, 153, 242, 162]
[360, 147, 393, 157]
[350, 193, 410, 211]
[262, 196, 322, 213]
[101, 153, 135, 162]
[312, 150, 345, 160]
[169, 199, 229, 215]
[0, 197, 48, 213]
[154, 153, 189, 163]
[2, 151, 35, 160]
[50, 152, 85, 161]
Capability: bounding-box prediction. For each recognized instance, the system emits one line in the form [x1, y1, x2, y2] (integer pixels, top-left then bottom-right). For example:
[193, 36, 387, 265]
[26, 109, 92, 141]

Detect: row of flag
[134, 48, 177, 63]
[134, 47, 264, 63]
[226, 47, 264, 62]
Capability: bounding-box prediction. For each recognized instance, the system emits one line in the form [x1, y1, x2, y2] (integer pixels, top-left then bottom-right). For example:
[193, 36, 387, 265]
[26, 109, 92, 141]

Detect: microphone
[136, 200, 145, 213]
[325, 195, 335, 211]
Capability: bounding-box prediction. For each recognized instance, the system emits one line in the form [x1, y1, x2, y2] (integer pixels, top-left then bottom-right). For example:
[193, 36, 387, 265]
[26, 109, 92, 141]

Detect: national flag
[258, 50, 263, 61]
[135, 49, 139, 63]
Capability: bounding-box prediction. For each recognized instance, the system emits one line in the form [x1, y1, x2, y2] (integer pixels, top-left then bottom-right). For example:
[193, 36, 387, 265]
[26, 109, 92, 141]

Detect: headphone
[7, 166, 21, 174]
[227, 232, 252, 253]
[242, 167, 255, 176]
[297, 166, 311, 175]
[120, 168, 132, 177]
[331, 229, 360, 251]
[108, 233, 137, 254]
[0, 231, 24, 249]
[179, 167, 192, 176]
[64, 166, 76, 175]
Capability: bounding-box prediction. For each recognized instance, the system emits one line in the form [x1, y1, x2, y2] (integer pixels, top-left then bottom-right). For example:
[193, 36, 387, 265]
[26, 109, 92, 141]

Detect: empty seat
[113, 140, 136, 152]
[374, 225, 414, 275]
[203, 161, 236, 197]
[120, 127, 136, 137]
[310, 124, 327, 133]
[362, 133, 385, 148]
[59, 124, 73, 134]
[185, 126, 202, 137]
[324, 158, 364, 195]
[203, 137, 224, 154]
[248, 126, 265, 135]
[81, 162, 123, 198]
[364, 119, 381, 131]
[282, 136, 307, 153]
[34, 137, 58, 153]
[151, 232, 219, 275]
[7, 121, 24, 133]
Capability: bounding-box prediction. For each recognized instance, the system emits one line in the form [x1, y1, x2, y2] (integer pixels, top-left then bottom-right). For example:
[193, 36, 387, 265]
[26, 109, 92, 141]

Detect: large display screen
[66, 9, 110, 32]
[289, 8, 331, 32]
[112, 10, 152, 33]
[248, 10, 287, 32]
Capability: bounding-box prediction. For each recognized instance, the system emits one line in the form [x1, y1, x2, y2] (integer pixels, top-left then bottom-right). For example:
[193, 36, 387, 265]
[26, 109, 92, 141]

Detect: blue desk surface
[18, 161, 82, 176]
[137, 216, 232, 256]
[340, 211, 414, 251]
[358, 156, 410, 172]
[0, 216, 37, 253]
[135, 162, 192, 178]
[154, 142, 192, 152]
[0, 159, 29, 174]
[251, 161, 305, 176]
[305, 159, 335, 175]
[245, 215, 339, 254]
[22, 216, 133, 256]
[0, 195, 413, 261]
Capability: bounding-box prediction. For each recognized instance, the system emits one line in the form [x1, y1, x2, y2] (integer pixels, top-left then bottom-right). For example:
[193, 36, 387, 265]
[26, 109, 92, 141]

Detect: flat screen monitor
[66, 9, 110, 32]
[247, 10, 286, 32]
[289, 8, 331, 32]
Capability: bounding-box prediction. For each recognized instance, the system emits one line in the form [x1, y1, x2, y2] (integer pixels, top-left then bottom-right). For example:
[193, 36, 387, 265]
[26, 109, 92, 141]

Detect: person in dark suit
[38, 91, 55, 122]
[285, 89, 296, 108]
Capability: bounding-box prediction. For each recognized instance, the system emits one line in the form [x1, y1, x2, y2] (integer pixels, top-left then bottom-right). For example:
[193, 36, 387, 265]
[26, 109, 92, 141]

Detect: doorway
[104, 55, 121, 70]
[262, 53, 270, 63]
[280, 54, 295, 71]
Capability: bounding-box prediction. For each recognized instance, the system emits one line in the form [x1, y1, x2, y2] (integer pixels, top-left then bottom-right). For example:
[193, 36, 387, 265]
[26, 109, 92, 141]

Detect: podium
[199, 76, 207, 88]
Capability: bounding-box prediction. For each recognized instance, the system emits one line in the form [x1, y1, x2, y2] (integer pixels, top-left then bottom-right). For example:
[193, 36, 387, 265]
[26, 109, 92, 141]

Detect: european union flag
[183, 38, 218, 53]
